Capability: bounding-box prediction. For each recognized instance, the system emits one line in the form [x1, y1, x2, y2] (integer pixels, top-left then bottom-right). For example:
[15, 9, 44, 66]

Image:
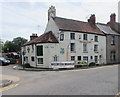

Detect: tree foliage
[2, 37, 27, 53]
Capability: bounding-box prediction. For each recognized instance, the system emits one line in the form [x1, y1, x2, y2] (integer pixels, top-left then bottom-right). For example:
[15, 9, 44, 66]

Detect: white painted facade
[22, 6, 106, 68]
[22, 19, 106, 68]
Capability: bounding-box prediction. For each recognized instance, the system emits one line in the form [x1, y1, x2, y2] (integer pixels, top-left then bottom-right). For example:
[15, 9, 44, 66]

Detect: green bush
[20, 63, 31, 68]
[89, 62, 96, 66]
[24, 63, 31, 68]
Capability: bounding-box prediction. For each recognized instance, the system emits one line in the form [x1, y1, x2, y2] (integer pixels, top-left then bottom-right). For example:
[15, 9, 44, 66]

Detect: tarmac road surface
[1, 64, 119, 95]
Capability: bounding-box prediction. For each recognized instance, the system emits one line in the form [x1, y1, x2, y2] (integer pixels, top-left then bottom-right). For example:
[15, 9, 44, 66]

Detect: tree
[2, 41, 16, 53]
[2, 37, 27, 53]
[12, 37, 28, 52]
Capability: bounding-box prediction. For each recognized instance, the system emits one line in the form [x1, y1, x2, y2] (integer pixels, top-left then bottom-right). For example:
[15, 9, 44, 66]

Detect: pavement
[0, 74, 20, 88]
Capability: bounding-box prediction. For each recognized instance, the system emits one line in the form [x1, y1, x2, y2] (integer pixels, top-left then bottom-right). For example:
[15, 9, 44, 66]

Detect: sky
[0, 0, 119, 42]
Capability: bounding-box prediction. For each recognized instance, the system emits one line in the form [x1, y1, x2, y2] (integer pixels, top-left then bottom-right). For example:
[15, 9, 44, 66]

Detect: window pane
[71, 56, 75, 61]
[53, 55, 58, 61]
[83, 43, 87, 52]
[78, 56, 81, 60]
[31, 56, 34, 61]
[83, 56, 88, 61]
[38, 58, 43, 64]
[111, 51, 116, 61]
[95, 36, 98, 42]
[111, 36, 115, 45]
[95, 56, 98, 63]
[70, 33, 75, 40]
[83, 34, 87, 40]
[60, 34, 64, 41]
[91, 56, 93, 59]
[70, 43, 75, 52]
[94, 45, 98, 52]
[37, 46, 43, 56]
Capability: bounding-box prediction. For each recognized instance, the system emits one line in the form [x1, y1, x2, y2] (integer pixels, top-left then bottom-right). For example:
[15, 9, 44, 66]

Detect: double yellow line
[0, 84, 19, 92]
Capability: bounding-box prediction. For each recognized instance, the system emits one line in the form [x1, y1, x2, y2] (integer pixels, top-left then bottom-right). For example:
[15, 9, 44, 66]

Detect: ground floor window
[24, 56, 28, 63]
[83, 56, 88, 62]
[31, 56, 34, 61]
[78, 56, 81, 60]
[71, 56, 75, 61]
[53, 55, 59, 62]
[90, 56, 93, 60]
[38, 58, 43, 64]
[24, 57, 25, 61]
[94, 56, 98, 63]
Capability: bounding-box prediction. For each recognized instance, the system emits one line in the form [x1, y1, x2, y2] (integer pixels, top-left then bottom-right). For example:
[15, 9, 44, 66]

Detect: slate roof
[53, 17, 105, 35]
[110, 22, 120, 34]
[97, 23, 120, 35]
[24, 31, 59, 46]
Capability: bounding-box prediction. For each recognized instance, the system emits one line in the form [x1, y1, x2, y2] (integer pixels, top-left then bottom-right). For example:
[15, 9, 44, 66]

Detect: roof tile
[53, 17, 105, 35]
[24, 31, 59, 46]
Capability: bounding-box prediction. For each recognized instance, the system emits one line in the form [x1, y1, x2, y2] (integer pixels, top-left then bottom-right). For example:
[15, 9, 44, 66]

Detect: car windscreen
[0, 57, 6, 61]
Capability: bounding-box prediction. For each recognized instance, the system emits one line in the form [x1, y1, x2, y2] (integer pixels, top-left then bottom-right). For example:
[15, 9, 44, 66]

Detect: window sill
[71, 51, 76, 53]
[111, 44, 115, 45]
[94, 51, 98, 53]
[83, 51, 88, 53]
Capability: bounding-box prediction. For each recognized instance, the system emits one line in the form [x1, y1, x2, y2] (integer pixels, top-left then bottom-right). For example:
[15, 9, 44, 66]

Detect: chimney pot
[30, 33, 38, 40]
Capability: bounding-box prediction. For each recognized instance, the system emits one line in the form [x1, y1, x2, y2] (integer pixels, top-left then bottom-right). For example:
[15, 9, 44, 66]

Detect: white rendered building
[22, 6, 106, 68]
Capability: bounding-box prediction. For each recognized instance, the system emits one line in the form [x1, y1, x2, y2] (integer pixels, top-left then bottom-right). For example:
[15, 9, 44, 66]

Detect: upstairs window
[70, 33, 75, 40]
[31, 44, 34, 53]
[70, 43, 75, 52]
[83, 34, 87, 40]
[83, 43, 87, 52]
[60, 34, 64, 41]
[111, 36, 115, 45]
[94, 36, 98, 42]
[110, 51, 116, 61]
[94, 44, 98, 52]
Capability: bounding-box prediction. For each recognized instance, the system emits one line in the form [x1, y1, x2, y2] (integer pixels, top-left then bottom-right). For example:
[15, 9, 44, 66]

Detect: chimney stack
[107, 13, 116, 25]
[30, 33, 38, 40]
[48, 5, 56, 21]
[88, 14, 96, 25]
[110, 13, 116, 23]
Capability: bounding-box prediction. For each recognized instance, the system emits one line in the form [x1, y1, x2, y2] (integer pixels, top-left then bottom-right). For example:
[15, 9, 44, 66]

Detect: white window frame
[94, 44, 98, 53]
[83, 34, 88, 40]
[70, 33, 75, 40]
[53, 55, 59, 62]
[60, 33, 64, 41]
[38, 58, 43, 64]
[111, 36, 115, 45]
[70, 43, 75, 52]
[83, 43, 88, 52]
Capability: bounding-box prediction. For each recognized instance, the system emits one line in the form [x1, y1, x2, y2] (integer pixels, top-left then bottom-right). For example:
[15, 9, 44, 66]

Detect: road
[1, 64, 119, 95]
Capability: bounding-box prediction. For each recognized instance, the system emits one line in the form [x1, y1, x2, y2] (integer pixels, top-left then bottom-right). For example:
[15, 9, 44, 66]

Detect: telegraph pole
[37, 25, 40, 33]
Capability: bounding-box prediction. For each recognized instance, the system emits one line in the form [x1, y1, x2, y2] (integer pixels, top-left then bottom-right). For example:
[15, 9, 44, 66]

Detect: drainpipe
[66, 44, 69, 61]
[35, 44, 37, 68]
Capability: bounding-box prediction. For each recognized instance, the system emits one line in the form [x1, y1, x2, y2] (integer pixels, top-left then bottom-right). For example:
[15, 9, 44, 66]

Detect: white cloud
[0, 1, 119, 41]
